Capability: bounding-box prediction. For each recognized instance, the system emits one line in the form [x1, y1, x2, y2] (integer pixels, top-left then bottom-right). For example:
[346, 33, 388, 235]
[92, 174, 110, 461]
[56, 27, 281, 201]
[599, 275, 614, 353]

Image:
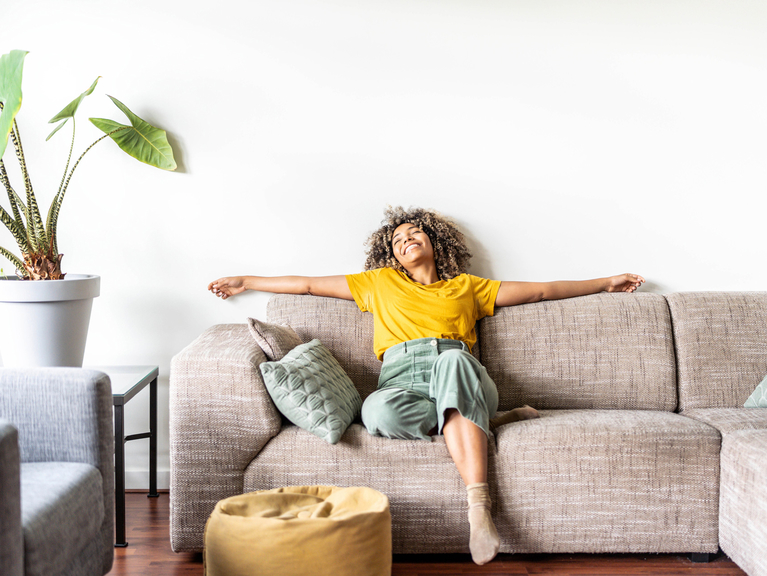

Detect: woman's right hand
[208, 276, 247, 300]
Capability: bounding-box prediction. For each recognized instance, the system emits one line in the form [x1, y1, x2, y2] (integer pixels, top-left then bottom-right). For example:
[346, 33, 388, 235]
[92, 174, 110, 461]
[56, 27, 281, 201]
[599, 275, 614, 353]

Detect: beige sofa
[170, 291, 767, 574]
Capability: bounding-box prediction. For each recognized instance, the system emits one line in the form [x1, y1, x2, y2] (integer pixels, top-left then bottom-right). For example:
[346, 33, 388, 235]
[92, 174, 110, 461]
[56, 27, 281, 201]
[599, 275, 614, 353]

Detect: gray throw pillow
[745, 374, 767, 408]
[247, 318, 303, 361]
[259, 339, 362, 444]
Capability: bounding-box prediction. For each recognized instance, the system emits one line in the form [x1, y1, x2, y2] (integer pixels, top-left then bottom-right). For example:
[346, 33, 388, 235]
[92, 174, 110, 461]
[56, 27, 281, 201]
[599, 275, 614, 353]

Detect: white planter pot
[0, 274, 100, 367]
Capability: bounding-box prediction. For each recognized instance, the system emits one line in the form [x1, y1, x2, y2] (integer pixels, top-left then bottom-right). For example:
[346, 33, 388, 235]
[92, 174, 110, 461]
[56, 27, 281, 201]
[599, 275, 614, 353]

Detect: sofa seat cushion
[720, 430, 767, 576]
[244, 423, 496, 554]
[20, 462, 104, 576]
[492, 410, 720, 554]
[680, 408, 767, 435]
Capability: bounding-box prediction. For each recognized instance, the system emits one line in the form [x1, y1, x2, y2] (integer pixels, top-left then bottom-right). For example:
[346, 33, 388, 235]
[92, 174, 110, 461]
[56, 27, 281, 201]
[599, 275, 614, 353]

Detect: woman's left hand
[605, 273, 645, 293]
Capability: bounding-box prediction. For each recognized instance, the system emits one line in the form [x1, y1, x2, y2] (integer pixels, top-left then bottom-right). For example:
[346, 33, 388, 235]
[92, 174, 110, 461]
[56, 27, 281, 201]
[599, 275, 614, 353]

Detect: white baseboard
[124, 469, 170, 491]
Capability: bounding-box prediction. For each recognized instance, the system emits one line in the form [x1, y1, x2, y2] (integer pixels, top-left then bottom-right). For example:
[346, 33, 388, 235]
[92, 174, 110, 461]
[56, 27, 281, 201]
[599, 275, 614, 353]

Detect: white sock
[465, 482, 500, 565]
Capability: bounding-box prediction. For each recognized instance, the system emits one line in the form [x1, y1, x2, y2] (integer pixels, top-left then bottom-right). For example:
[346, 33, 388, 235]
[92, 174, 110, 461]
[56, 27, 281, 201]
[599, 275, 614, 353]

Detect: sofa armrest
[0, 368, 113, 470]
[169, 323, 282, 552]
[0, 419, 22, 576]
[0, 369, 114, 575]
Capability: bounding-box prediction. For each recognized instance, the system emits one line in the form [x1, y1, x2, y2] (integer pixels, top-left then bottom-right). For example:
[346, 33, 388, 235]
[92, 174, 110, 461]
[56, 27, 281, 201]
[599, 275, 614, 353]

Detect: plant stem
[0, 203, 28, 253]
[10, 121, 44, 253]
[47, 117, 77, 255]
[0, 160, 28, 256]
[0, 160, 14, 198]
[59, 117, 76, 197]
[48, 126, 128, 254]
[0, 245, 25, 275]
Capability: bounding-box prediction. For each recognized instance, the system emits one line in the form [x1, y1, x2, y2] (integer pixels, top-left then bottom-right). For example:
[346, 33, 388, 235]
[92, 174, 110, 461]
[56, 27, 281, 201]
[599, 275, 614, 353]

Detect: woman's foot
[489, 405, 539, 431]
[466, 482, 500, 565]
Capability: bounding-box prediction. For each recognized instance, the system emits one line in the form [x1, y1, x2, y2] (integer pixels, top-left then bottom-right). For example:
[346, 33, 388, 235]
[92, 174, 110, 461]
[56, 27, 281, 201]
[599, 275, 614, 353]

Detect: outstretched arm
[208, 275, 354, 301]
[495, 273, 645, 308]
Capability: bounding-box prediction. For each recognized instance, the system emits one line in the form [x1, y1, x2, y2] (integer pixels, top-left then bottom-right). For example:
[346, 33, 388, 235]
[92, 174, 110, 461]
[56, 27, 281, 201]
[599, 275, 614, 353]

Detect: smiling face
[391, 222, 435, 269]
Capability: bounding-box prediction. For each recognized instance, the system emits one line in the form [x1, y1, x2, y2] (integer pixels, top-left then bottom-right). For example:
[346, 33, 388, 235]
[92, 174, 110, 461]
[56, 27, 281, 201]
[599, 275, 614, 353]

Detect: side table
[92, 365, 160, 547]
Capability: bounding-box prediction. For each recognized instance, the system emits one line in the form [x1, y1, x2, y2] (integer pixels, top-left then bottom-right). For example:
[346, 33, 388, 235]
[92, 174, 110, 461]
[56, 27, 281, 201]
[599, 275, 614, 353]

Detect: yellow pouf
[204, 486, 392, 576]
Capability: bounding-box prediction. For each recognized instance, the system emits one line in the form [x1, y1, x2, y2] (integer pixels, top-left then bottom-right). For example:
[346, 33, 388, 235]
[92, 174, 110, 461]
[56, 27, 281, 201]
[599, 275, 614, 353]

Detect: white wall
[3, 0, 766, 488]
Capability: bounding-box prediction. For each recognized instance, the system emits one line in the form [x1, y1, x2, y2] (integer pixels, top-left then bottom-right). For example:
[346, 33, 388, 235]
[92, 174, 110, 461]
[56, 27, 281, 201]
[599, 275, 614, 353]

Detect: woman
[208, 206, 644, 565]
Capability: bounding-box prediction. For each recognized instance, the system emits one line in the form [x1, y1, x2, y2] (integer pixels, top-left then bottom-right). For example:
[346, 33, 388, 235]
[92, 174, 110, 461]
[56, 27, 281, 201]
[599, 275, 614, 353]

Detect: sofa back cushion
[666, 292, 767, 410]
[479, 293, 677, 411]
[267, 295, 381, 401]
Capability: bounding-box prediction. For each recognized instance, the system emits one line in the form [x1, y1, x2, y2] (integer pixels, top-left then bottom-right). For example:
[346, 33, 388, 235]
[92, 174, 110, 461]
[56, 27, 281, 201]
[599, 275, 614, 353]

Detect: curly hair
[363, 206, 472, 280]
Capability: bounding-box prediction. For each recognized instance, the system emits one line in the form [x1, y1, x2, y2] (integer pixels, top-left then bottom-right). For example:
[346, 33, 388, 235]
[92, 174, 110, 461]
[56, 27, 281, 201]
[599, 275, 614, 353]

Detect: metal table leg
[114, 403, 128, 547]
[107, 365, 159, 548]
[148, 376, 159, 498]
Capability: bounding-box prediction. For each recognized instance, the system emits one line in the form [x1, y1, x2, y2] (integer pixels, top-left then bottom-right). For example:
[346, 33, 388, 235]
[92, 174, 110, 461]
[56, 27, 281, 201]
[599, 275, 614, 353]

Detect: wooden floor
[110, 492, 748, 576]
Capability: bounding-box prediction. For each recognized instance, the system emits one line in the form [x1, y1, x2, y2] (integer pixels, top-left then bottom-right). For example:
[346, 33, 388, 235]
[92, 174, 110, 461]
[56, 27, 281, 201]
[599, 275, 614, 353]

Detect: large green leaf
[0, 50, 27, 160]
[89, 96, 176, 170]
[46, 76, 100, 141]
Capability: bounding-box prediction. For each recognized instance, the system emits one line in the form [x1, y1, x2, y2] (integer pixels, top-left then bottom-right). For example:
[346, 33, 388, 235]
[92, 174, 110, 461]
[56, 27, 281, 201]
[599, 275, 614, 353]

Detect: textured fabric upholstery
[680, 408, 767, 435]
[267, 295, 381, 401]
[0, 369, 113, 470]
[479, 293, 677, 411]
[170, 291, 767, 566]
[720, 430, 767, 576]
[0, 368, 114, 576]
[170, 324, 283, 552]
[0, 420, 23, 576]
[246, 317, 303, 361]
[666, 292, 767, 410]
[21, 463, 104, 576]
[243, 423, 495, 553]
[492, 410, 720, 554]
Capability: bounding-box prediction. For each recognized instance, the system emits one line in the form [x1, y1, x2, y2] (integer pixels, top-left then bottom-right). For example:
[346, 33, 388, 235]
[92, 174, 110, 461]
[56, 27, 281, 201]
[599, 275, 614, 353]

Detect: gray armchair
[0, 368, 114, 576]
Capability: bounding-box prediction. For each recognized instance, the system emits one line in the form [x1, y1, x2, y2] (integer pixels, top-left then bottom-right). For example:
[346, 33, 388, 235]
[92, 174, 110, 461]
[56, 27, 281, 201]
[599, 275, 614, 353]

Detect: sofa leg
[690, 553, 711, 563]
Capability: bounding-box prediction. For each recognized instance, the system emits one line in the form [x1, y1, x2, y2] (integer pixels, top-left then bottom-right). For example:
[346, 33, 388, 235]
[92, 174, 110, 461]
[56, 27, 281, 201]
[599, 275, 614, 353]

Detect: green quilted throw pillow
[744, 374, 767, 408]
[259, 339, 362, 444]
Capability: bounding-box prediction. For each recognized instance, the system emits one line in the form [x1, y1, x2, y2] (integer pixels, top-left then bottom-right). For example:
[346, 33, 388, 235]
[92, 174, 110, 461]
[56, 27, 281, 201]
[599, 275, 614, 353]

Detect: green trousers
[361, 338, 499, 441]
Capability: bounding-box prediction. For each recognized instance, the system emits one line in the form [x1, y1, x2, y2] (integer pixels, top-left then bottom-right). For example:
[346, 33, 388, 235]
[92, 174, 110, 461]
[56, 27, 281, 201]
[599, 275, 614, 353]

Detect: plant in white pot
[0, 49, 176, 366]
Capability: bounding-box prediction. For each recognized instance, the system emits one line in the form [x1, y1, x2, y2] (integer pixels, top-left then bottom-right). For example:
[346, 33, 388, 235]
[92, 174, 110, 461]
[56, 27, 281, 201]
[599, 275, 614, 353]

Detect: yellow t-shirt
[345, 267, 501, 360]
